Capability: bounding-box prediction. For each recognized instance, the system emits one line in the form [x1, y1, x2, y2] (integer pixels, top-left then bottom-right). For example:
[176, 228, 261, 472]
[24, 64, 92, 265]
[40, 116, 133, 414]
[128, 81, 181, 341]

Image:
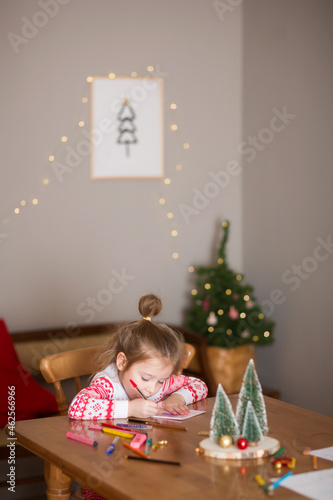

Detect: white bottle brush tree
[117, 98, 137, 157]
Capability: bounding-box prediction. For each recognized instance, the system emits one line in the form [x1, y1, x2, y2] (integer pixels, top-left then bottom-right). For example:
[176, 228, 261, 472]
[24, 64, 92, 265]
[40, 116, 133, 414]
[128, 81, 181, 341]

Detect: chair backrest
[40, 343, 196, 416]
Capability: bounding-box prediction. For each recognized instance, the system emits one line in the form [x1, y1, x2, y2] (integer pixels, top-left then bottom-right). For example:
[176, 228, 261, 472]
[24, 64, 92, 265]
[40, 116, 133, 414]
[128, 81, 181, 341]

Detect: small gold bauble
[219, 435, 233, 448]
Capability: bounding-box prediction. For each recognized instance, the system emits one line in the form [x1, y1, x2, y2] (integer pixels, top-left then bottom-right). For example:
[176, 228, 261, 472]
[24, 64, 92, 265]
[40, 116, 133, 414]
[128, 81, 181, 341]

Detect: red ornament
[202, 297, 210, 311]
[237, 437, 249, 450]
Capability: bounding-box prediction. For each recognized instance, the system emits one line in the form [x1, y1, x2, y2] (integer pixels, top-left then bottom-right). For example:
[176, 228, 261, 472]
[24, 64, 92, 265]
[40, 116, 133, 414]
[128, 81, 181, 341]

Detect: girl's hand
[157, 394, 189, 415]
[128, 399, 159, 418]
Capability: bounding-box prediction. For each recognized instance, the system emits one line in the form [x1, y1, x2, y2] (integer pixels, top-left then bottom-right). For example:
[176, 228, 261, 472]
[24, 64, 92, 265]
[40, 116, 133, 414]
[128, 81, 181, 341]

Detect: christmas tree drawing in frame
[117, 98, 137, 157]
[199, 359, 280, 459]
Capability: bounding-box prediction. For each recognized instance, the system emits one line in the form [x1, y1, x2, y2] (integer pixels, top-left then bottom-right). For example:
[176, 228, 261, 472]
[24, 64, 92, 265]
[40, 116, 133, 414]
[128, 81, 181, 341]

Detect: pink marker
[88, 424, 104, 431]
[66, 431, 98, 447]
[129, 379, 147, 399]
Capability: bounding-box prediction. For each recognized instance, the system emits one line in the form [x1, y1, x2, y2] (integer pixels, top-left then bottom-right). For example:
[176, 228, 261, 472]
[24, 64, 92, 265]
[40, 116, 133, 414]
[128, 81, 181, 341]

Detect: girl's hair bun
[138, 294, 162, 319]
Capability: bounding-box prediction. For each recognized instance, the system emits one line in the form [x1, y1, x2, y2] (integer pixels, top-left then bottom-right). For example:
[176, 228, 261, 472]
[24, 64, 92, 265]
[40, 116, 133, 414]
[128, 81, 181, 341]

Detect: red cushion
[0, 319, 59, 427]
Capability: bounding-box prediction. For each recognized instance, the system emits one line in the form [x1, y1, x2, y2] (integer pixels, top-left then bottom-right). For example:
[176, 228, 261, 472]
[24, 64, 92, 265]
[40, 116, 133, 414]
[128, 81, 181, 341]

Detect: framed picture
[90, 75, 164, 179]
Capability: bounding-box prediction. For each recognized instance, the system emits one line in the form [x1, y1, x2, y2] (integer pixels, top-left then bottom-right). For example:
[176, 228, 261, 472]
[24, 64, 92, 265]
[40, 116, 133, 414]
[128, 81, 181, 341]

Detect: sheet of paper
[151, 410, 205, 420]
[274, 468, 333, 500]
[309, 447, 333, 462]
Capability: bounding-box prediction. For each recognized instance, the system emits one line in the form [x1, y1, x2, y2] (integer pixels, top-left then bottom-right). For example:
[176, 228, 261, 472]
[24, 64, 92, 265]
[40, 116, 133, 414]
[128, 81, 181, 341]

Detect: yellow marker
[255, 475, 273, 496]
[312, 455, 318, 470]
[102, 428, 135, 439]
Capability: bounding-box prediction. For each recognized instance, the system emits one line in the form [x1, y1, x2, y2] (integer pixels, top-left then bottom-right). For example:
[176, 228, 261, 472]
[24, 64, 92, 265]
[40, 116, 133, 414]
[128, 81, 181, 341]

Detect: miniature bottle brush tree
[187, 220, 275, 348]
[210, 359, 268, 448]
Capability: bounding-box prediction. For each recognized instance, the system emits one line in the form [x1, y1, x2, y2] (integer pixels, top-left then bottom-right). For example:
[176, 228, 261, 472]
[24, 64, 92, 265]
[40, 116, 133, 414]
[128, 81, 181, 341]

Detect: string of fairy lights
[4, 66, 191, 261]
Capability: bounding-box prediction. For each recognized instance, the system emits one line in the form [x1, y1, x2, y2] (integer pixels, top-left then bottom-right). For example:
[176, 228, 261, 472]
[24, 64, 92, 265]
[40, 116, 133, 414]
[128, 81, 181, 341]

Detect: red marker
[66, 431, 98, 447]
[129, 379, 147, 399]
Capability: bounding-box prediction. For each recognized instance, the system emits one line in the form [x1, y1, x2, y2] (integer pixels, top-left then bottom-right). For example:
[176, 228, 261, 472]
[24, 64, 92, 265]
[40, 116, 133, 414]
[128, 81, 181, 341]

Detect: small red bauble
[237, 437, 249, 450]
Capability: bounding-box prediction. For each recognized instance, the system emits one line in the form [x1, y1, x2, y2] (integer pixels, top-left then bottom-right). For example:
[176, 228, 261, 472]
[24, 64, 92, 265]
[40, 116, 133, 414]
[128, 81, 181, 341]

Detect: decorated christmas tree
[210, 384, 239, 443]
[235, 359, 268, 435]
[241, 401, 263, 443]
[187, 221, 275, 348]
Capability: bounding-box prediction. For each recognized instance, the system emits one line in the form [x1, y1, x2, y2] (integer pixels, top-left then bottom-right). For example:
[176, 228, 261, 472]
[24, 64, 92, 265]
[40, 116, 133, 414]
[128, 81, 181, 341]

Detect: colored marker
[126, 455, 181, 466]
[312, 455, 318, 470]
[117, 423, 153, 430]
[129, 379, 147, 399]
[106, 436, 119, 455]
[273, 446, 285, 459]
[122, 441, 148, 459]
[128, 418, 187, 431]
[88, 424, 103, 431]
[145, 437, 152, 455]
[102, 428, 135, 439]
[255, 475, 272, 496]
[102, 422, 139, 434]
[66, 432, 97, 447]
[269, 471, 293, 491]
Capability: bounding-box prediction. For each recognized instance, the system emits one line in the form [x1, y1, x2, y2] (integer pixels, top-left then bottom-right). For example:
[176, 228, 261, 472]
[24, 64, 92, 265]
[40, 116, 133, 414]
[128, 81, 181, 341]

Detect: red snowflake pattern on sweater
[68, 364, 207, 420]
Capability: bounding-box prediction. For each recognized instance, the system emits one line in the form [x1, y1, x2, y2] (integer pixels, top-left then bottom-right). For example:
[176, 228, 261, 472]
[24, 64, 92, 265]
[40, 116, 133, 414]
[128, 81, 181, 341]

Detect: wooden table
[14, 397, 333, 500]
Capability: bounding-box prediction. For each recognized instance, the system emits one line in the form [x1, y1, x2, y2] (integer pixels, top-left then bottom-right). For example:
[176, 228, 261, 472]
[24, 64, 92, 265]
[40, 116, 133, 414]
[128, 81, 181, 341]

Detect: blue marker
[106, 436, 119, 455]
[118, 423, 153, 430]
[270, 471, 293, 491]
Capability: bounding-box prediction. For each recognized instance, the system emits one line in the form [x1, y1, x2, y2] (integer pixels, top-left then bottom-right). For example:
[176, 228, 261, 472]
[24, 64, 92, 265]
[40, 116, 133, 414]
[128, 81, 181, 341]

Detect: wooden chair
[40, 343, 196, 416]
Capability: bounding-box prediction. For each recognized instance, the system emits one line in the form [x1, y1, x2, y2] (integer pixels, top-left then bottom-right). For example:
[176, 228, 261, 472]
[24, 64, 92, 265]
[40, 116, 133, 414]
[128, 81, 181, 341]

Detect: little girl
[69, 294, 208, 420]
[69, 294, 208, 500]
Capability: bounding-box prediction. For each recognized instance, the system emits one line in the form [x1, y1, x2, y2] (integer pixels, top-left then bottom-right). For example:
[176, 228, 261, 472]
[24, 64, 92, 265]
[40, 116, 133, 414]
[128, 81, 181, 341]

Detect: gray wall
[1, 1, 332, 417]
[243, 0, 333, 417]
[1, 0, 243, 328]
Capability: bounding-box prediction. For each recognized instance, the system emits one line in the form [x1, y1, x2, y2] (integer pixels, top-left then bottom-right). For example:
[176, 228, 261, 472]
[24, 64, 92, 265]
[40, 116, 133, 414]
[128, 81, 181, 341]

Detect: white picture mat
[270, 468, 333, 500]
[90, 76, 164, 179]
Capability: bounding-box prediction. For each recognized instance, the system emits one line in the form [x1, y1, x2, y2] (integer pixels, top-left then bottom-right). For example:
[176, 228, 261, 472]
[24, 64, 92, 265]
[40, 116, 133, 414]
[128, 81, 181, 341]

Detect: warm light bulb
[170, 103, 177, 110]
[164, 178, 171, 185]
[208, 327, 214, 333]
[253, 336, 259, 342]
[226, 289, 232, 295]
[226, 329, 232, 335]
[236, 274, 242, 281]
[78, 121, 85, 127]
[217, 258, 223, 264]
[43, 179, 49, 185]
[108, 73, 115, 79]
[172, 252, 179, 260]
[61, 136, 68, 142]
[171, 230, 178, 237]
[49, 155, 55, 162]
[264, 331, 270, 338]
[217, 309, 224, 315]
[191, 289, 198, 295]
[171, 124, 178, 131]
[82, 97, 88, 103]
[204, 284, 211, 290]
[240, 312, 246, 319]
[222, 221, 228, 228]
[244, 295, 250, 301]
[258, 313, 264, 319]
[20, 200, 26, 206]
[176, 164, 182, 171]
[159, 198, 165, 205]
[167, 212, 173, 219]
[14, 208, 19, 214]
[131, 72, 137, 77]
[147, 65, 154, 72]
[183, 143, 190, 149]
[32, 199, 38, 205]
[86, 76, 93, 82]
[188, 266, 195, 273]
